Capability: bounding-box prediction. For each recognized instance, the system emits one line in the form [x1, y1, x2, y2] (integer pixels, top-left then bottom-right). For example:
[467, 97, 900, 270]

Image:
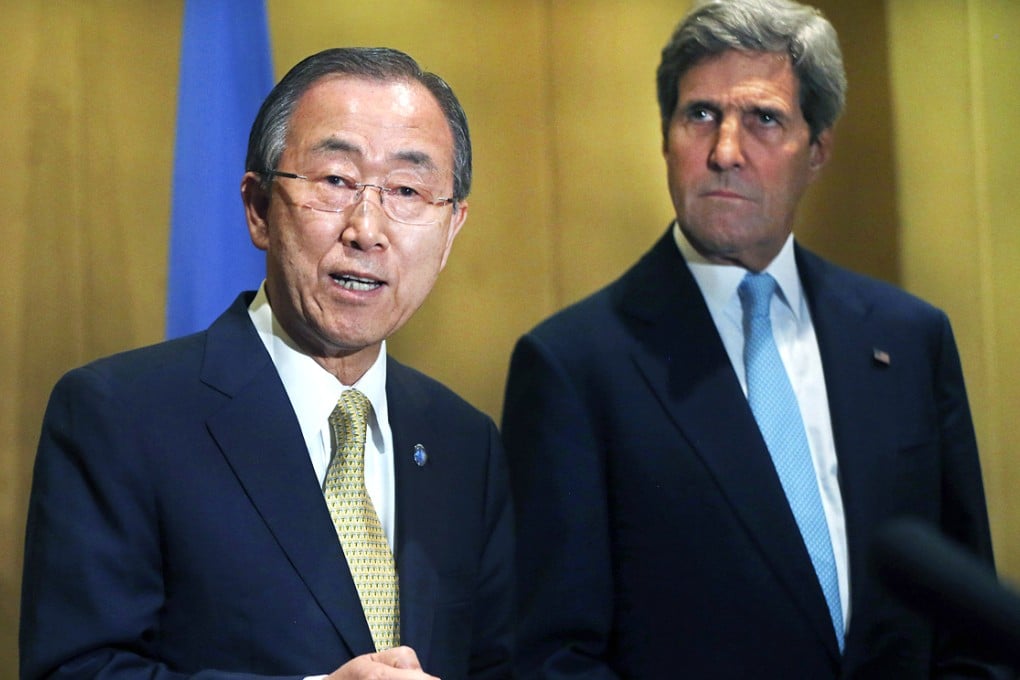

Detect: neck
[311, 345, 381, 387]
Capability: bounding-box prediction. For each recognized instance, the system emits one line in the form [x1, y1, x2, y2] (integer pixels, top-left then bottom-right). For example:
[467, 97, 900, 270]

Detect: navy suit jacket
[502, 230, 1004, 678]
[21, 293, 513, 679]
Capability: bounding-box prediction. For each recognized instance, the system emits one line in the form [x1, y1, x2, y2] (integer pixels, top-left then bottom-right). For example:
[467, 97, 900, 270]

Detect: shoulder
[530, 283, 619, 344]
[797, 245, 949, 328]
[36, 333, 220, 477]
[53, 292, 264, 405]
[54, 332, 207, 403]
[387, 357, 494, 428]
[523, 231, 687, 362]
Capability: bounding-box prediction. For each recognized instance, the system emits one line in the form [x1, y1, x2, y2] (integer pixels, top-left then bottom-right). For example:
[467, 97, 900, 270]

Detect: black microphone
[871, 517, 1020, 667]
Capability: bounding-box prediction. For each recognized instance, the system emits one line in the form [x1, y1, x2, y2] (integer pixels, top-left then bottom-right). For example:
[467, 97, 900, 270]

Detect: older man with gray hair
[502, 0, 1006, 677]
[22, 47, 512, 680]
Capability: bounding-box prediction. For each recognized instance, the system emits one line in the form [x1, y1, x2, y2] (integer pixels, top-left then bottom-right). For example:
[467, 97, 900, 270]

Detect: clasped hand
[327, 646, 439, 680]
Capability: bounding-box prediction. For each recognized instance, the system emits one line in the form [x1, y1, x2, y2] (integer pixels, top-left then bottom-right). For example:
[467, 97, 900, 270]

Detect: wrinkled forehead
[677, 50, 800, 108]
[285, 75, 454, 175]
[302, 137, 448, 180]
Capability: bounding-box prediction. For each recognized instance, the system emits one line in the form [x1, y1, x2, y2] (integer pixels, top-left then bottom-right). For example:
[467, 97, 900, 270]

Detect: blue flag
[167, 0, 274, 338]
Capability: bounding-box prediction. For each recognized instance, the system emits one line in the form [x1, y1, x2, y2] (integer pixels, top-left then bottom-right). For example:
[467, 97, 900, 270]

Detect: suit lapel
[387, 360, 440, 667]
[200, 295, 375, 658]
[796, 248, 895, 621]
[621, 233, 840, 657]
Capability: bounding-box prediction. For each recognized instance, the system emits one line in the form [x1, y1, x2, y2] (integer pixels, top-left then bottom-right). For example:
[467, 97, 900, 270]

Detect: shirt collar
[247, 283, 389, 442]
[673, 222, 804, 320]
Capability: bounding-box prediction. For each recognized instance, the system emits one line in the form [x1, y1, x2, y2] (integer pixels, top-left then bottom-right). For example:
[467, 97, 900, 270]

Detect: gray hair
[246, 47, 472, 201]
[656, 0, 846, 142]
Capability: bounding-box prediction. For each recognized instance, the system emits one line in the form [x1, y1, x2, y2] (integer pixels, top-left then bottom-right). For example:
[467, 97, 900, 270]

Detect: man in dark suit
[21, 47, 512, 679]
[502, 1, 1004, 677]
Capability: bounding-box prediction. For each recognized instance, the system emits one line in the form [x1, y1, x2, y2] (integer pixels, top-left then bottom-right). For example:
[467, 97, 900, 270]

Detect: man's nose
[709, 119, 745, 171]
[340, 186, 389, 251]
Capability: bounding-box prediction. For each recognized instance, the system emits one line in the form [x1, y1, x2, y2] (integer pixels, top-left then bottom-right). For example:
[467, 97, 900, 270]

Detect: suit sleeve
[930, 313, 1012, 678]
[501, 333, 621, 680]
[19, 367, 304, 680]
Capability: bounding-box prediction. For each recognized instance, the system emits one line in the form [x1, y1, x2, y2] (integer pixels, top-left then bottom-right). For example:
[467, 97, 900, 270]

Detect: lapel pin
[873, 348, 891, 366]
[413, 444, 428, 467]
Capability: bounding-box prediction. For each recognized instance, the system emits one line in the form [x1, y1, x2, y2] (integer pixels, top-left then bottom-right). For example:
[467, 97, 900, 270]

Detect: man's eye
[688, 107, 714, 122]
[390, 185, 423, 200]
[323, 175, 353, 188]
[756, 112, 779, 125]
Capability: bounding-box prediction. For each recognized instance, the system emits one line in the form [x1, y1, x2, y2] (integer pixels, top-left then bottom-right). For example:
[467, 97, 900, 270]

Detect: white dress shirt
[673, 224, 851, 628]
[248, 283, 396, 552]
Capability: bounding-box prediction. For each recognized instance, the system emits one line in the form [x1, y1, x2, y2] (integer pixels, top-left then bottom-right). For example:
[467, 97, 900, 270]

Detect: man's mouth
[330, 273, 383, 292]
[703, 189, 747, 200]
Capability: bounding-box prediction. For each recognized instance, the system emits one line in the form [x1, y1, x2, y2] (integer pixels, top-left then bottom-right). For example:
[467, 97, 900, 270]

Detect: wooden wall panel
[2, 1, 1017, 674]
[888, 0, 1020, 578]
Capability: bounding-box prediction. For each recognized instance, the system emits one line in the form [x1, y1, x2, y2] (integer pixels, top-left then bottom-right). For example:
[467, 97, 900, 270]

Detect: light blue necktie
[739, 272, 844, 650]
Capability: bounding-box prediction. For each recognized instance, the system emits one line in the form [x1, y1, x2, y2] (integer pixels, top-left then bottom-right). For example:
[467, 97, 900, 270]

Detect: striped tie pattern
[739, 272, 844, 650]
[325, 389, 400, 651]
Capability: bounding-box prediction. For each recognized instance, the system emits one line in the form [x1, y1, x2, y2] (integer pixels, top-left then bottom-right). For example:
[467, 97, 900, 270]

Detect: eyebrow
[679, 99, 720, 113]
[309, 136, 442, 173]
[311, 137, 360, 156]
[679, 98, 790, 120]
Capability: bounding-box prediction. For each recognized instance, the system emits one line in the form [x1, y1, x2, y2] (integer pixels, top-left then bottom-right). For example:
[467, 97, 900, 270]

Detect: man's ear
[241, 172, 270, 251]
[808, 128, 834, 178]
[438, 200, 468, 271]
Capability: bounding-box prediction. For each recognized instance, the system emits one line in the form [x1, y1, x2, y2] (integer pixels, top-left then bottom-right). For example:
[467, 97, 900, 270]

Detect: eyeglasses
[261, 169, 455, 226]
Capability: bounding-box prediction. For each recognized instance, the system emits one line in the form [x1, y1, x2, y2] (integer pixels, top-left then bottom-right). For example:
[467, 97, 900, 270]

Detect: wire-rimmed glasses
[261, 169, 455, 226]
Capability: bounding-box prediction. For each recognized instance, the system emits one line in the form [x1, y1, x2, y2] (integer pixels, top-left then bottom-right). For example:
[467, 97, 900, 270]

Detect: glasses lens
[307, 176, 357, 212]
[382, 185, 432, 224]
[289, 172, 451, 225]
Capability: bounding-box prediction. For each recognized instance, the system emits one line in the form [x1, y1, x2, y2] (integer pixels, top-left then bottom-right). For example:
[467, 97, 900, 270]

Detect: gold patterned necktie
[324, 388, 400, 651]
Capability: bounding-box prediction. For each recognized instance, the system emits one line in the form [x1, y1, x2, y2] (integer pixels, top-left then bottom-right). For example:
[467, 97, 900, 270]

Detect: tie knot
[329, 388, 371, 443]
[739, 272, 778, 319]
[339, 388, 370, 416]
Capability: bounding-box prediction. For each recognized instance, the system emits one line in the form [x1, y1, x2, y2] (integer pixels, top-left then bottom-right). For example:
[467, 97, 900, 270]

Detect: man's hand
[327, 646, 439, 679]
